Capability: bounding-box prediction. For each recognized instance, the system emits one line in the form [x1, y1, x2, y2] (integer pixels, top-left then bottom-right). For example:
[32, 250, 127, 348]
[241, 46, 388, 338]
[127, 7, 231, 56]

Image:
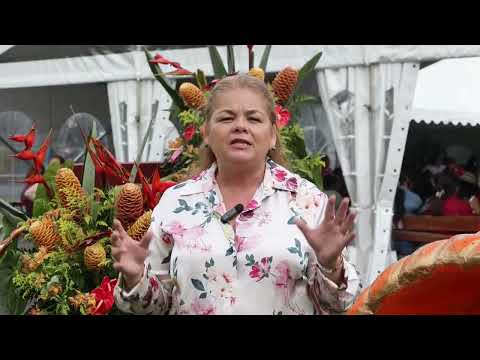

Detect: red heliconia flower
[183, 125, 196, 142]
[151, 168, 176, 204]
[13, 149, 36, 161]
[90, 137, 130, 184]
[135, 163, 156, 209]
[166, 68, 193, 76]
[150, 54, 173, 65]
[90, 276, 117, 316]
[274, 104, 291, 129]
[20, 173, 47, 186]
[8, 134, 27, 143]
[33, 130, 52, 173]
[203, 79, 220, 92]
[150, 54, 182, 69]
[9, 124, 36, 150]
[150, 168, 164, 195]
[24, 127, 36, 150]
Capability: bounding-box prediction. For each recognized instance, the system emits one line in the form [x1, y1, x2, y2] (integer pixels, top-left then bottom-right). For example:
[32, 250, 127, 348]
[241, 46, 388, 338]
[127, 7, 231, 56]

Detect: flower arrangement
[0, 45, 326, 315]
[145, 45, 326, 188]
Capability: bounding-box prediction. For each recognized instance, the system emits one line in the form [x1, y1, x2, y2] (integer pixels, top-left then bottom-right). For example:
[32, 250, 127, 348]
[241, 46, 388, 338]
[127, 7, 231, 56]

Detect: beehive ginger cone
[115, 183, 144, 231]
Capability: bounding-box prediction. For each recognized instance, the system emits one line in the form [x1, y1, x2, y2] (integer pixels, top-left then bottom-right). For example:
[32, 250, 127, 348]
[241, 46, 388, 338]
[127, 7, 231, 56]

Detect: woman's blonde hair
[193, 74, 287, 175]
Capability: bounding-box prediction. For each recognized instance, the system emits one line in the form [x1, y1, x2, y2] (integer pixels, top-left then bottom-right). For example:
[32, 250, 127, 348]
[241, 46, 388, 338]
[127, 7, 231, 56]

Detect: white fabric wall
[316, 62, 419, 285]
[107, 79, 179, 163]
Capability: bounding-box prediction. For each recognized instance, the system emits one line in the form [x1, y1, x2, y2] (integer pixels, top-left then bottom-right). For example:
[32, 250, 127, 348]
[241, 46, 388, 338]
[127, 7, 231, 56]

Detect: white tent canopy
[2, 45, 480, 89]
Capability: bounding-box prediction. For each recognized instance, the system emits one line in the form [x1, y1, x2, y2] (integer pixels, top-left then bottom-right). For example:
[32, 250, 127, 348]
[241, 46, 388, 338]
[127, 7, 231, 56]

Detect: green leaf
[191, 278, 205, 292]
[259, 45, 272, 72]
[287, 216, 298, 225]
[35, 159, 61, 203]
[295, 239, 302, 250]
[227, 45, 235, 74]
[143, 47, 186, 110]
[63, 159, 75, 169]
[161, 252, 171, 264]
[287, 51, 323, 108]
[32, 198, 50, 218]
[287, 247, 298, 254]
[208, 46, 227, 79]
[178, 199, 189, 208]
[199, 292, 207, 299]
[0, 249, 27, 315]
[0, 210, 23, 236]
[82, 120, 97, 197]
[0, 198, 27, 222]
[195, 69, 208, 89]
[225, 246, 234, 256]
[129, 104, 158, 183]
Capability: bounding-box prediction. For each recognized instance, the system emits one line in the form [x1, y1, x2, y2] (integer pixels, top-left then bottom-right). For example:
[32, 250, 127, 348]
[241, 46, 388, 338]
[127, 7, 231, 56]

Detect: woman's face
[204, 88, 276, 166]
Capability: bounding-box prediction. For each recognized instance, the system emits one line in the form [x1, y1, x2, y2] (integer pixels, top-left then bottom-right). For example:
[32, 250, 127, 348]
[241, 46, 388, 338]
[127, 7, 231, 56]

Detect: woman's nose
[233, 116, 248, 132]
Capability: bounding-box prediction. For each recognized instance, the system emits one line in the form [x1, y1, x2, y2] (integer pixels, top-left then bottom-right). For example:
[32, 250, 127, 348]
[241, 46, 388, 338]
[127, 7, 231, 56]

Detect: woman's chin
[223, 151, 257, 164]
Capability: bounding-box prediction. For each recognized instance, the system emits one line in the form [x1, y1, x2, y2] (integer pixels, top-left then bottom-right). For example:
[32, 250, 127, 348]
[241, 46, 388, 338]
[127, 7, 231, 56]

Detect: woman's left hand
[296, 195, 356, 269]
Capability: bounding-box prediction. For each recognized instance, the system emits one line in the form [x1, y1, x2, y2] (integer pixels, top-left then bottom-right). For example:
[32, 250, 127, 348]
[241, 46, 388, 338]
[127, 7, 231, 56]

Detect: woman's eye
[220, 118, 233, 122]
[249, 117, 261, 122]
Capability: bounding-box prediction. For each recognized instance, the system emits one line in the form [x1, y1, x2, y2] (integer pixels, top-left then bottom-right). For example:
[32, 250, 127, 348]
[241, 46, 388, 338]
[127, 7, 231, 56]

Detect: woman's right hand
[111, 219, 153, 290]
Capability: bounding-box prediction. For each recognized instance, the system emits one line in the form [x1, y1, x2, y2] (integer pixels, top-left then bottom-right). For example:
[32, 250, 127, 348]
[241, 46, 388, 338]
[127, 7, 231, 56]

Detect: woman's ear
[200, 123, 208, 145]
[270, 124, 278, 149]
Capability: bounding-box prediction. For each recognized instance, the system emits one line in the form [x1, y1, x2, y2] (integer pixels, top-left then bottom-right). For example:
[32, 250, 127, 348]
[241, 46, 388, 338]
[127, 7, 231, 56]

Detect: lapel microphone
[221, 204, 244, 224]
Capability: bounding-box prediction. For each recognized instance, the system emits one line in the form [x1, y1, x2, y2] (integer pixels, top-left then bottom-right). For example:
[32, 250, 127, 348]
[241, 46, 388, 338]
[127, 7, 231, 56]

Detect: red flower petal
[183, 125, 196, 142]
[166, 68, 193, 76]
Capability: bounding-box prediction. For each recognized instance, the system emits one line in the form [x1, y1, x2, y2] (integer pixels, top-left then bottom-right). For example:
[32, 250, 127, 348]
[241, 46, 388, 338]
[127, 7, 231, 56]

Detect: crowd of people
[393, 147, 480, 257]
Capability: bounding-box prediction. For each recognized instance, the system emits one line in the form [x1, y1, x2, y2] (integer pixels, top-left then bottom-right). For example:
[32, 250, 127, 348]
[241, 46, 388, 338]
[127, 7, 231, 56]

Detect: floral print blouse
[114, 160, 361, 315]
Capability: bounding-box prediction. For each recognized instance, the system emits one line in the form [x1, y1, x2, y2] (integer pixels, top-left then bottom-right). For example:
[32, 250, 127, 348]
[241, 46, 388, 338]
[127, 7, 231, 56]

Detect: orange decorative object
[348, 233, 480, 315]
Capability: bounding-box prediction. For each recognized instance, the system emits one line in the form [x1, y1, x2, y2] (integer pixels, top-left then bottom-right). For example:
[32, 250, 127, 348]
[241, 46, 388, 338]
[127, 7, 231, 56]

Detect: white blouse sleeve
[305, 190, 362, 314]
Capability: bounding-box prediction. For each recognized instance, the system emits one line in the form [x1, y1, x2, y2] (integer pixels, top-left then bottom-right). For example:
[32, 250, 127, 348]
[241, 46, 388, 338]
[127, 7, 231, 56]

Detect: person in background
[441, 174, 473, 216]
[419, 172, 445, 216]
[399, 173, 423, 215]
[393, 173, 423, 258]
[422, 151, 447, 176]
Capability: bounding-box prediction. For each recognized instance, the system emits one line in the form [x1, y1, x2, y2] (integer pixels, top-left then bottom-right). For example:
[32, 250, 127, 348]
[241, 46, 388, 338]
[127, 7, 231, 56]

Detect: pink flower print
[222, 273, 233, 284]
[149, 277, 159, 291]
[249, 257, 272, 282]
[246, 199, 258, 211]
[182, 225, 207, 244]
[239, 210, 254, 222]
[191, 297, 216, 315]
[165, 221, 187, 236]
[235, 234, 261, 253]
[286, 177, 298, 191]
[273, 168, 287, 182]
[235, 236, 247, 252]
[162, 233, 173, 245]
[273, 261, 291, 289]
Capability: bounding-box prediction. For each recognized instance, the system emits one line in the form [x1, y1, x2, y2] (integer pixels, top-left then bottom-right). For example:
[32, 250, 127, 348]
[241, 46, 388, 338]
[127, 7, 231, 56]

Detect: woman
[112, 75, 361, 315]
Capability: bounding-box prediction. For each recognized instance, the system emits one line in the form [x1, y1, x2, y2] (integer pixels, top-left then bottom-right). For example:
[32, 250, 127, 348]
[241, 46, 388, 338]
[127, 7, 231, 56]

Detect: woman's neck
[215, 161, 266, 191]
